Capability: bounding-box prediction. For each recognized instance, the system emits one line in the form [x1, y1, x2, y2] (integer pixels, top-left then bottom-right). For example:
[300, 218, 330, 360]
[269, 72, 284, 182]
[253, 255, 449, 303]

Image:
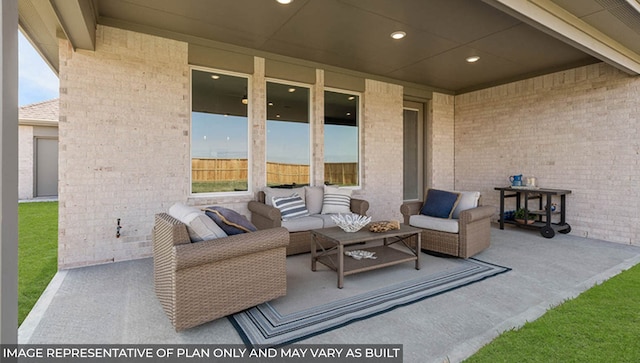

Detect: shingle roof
[19, 98, 59, 122]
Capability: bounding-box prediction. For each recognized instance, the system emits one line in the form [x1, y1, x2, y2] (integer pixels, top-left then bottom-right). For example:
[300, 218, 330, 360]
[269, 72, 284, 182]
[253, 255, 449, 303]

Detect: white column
[1, 0, 19, 344]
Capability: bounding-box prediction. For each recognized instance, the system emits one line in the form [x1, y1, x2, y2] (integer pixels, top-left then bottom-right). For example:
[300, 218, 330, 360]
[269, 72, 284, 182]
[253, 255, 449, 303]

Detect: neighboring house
[14, 1, 640, 269]
[18, 99, 59, 200]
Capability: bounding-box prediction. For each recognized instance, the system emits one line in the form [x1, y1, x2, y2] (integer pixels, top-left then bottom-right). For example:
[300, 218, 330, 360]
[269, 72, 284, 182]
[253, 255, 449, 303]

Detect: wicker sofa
[152, 212, 289, 331]
[248, 187, 369, 255]
[400, 191, 494, 258]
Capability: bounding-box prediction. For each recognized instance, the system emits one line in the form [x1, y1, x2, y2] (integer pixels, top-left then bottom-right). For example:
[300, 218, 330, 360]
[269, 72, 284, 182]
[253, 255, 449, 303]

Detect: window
[324, 90, 359, 186]
[266, 81, 310, 186]
[191, 69, 249, 193]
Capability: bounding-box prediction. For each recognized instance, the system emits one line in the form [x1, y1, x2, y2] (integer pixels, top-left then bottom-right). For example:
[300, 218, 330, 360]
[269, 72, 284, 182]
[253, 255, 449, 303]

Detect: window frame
[323, 87, 362, 189]
[189, 66, 253, 197]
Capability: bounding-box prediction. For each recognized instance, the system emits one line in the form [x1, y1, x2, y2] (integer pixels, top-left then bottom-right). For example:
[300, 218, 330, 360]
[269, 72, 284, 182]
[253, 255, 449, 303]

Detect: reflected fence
[192, 158, 358, 186]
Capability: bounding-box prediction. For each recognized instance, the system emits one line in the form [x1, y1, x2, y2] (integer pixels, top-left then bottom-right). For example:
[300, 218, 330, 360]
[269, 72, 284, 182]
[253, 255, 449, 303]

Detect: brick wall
[455, 63, 640, 245]
[429, 93, 455, 190]
[361, 79, 404, 221]
[18, 125, 34, 199]
[58, 26, 411, 267]
[58, 26, 190, 268]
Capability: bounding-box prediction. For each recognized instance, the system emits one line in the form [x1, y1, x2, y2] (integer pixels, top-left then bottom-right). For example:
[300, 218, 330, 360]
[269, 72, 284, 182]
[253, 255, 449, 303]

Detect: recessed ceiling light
[390, 31, 406, 40]
[466, 56, 480, 63]
[268, 102, 274, 106]
[276, 0, 292, 4]
[288, 88, 296, 93]
[211, 75, 220, 79]
[348, 96, 355, 100]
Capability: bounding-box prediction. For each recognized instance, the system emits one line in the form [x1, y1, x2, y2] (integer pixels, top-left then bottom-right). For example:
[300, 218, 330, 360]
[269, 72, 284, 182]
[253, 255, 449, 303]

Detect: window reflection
[266, 81, 310, 186]
[191, 69, 249, 193]
[324, 90, 359, 186]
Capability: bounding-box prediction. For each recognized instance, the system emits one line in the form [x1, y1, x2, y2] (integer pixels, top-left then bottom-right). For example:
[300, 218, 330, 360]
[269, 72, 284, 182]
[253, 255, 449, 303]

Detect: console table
[495, 187, 571, 238]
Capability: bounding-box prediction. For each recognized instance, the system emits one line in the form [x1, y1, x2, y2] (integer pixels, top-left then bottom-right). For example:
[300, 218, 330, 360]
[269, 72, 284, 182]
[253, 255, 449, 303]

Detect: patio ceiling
[18, 0, 640, 93]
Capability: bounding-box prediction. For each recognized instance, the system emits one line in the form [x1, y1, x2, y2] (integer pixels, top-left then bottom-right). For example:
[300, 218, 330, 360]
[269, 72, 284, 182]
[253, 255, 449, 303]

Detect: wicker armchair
[400, 193, 494, 258]
[153, 212, 289, 331]
[248, 190, 369, 255]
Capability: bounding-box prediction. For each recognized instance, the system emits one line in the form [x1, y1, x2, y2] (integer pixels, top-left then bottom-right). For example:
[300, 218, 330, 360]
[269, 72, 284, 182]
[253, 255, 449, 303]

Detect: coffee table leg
[338, 244, 344, 289]
[311, 233, 317, 271]
[415, 233, 421, 270]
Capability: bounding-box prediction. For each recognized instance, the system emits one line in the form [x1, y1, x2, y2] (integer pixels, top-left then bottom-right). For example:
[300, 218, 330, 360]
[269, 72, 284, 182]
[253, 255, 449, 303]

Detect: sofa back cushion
[451, 191, 481, 219]
[304, 186, 324, 215]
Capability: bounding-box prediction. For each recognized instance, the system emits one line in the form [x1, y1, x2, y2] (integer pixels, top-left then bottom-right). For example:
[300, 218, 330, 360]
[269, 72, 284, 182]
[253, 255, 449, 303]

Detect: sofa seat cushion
[282, 215, 325, 232]
[314, 214, 339, 228]
[409, 214, 460, 234]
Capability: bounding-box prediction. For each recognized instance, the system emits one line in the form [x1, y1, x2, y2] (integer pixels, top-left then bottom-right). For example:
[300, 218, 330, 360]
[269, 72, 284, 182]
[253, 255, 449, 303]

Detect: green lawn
[465, 263, 640, 362]
[18, 201, 58, 326]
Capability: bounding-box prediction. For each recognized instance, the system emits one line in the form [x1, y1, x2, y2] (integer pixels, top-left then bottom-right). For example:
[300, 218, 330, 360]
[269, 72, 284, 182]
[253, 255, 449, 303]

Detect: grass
[192, 181, 248, 193]
[18, 201, 58, 326]
[465, 263, 640, 363]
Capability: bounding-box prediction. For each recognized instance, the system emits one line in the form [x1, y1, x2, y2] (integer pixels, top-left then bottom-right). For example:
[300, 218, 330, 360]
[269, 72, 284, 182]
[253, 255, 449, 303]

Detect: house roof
[18, 0, 640, 93]
[19, 98, 59, 126]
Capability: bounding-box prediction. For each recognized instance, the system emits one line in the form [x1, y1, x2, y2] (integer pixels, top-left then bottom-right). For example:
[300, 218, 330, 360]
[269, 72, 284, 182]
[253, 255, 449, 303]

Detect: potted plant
[514, 208, 536, 224]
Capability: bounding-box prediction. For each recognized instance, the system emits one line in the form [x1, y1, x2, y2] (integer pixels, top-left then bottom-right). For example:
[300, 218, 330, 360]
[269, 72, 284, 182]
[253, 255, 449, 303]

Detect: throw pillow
[203, 206, 257, 235]
[272, 193, 309, 221]
[321, 185, 352, 214]
[420, 189, 461, 219]
[168, 202, 228, 242]
[263, 186, 306, 206]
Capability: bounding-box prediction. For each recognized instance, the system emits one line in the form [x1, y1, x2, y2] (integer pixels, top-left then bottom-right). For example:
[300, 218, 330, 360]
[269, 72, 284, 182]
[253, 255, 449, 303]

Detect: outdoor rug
[229, 251, 510, 347]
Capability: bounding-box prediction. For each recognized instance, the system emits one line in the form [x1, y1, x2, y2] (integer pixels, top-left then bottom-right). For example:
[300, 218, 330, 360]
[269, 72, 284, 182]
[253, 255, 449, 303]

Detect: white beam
[484, 0, 640, 75]
[1, 0, 19, 345]
[50, 0, 96, 51]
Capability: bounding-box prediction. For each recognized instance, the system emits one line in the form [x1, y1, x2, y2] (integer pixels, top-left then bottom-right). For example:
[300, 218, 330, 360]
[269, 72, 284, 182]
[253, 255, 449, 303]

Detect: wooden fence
[192, 158, 358, 186]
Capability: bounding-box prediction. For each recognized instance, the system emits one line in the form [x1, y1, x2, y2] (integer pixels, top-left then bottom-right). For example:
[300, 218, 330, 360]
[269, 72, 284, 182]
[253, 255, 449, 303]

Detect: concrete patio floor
[18, 225, 640, 363]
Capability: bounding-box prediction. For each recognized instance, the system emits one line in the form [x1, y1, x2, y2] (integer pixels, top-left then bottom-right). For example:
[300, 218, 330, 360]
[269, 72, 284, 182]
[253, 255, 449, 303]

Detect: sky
[19, 31, 59, 106]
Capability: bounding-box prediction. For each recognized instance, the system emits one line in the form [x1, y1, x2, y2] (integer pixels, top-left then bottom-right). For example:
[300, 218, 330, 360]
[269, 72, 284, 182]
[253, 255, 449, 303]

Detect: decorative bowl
[331, 213, 372, 233]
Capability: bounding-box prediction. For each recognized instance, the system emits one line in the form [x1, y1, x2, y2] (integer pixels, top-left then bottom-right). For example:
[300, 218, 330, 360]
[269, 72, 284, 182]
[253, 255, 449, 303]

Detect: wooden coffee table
[310, 224, 421, 288]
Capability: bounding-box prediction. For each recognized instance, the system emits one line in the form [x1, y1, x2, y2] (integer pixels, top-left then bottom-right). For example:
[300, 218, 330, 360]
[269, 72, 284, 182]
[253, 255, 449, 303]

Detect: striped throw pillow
[272, 193, 309, 221]
[321, 185, 352, 214]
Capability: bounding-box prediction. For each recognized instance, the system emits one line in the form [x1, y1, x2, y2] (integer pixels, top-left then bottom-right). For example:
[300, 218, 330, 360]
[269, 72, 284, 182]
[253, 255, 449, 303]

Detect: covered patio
[2, 0, 640, 354]
[19, 226, 640, 362]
